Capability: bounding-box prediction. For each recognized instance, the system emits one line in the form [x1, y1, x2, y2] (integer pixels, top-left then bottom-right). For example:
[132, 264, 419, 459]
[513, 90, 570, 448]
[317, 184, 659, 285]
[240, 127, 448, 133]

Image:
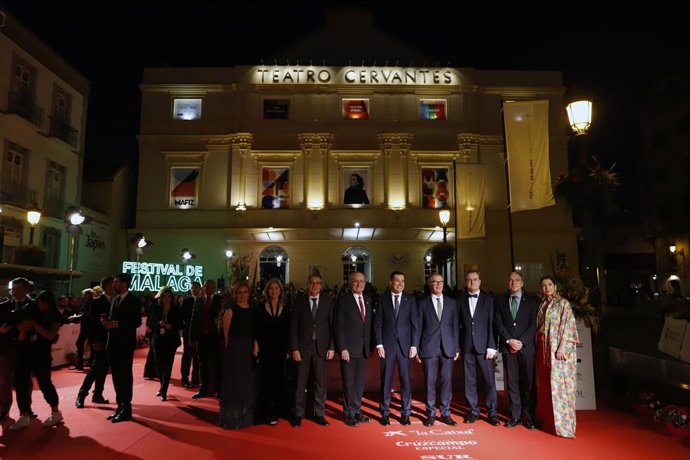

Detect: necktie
[110, 295, 120, 317]
[510, 296, 519, 320]
[394, 295, 400, 318]
[435, 297, 443, 320]
[358, 295, 365, 321]
[311, 297, 318, 318]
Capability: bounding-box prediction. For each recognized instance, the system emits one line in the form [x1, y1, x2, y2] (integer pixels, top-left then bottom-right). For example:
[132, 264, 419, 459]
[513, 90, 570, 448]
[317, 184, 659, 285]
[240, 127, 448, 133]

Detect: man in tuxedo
[415, 273, 459, 427]
[76, 277, 114, 408]
[458, 270, 499, 426]
[189, 280, 222, 398]
[374, 271, 418, 426]
[494, 271, 538, 429]
[335, 272, 372, 427]
[289, 274, 335, 427]
[104, 273, 142, 423]
[180, 281, 201, 388]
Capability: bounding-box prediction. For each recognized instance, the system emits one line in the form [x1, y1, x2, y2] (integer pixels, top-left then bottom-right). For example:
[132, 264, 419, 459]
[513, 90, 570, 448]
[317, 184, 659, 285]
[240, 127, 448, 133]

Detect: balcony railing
[0, 182, 34, 208]
[7, 91, 44, 128]
[48, 115, 79, 148]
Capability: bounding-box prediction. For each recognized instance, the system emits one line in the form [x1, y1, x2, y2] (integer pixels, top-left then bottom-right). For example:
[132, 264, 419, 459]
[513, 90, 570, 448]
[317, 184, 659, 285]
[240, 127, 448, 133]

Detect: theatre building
[135, 27, 577, 294]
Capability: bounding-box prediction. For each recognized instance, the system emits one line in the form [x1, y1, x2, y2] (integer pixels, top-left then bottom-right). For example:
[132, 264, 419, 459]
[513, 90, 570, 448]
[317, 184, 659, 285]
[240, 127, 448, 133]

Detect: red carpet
[1, 348, 688, 459]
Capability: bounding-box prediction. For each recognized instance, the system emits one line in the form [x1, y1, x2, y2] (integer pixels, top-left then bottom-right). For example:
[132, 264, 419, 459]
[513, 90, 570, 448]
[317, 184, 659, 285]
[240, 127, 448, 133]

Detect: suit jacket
[457, 291, 496, 354]
[85, 294, 110, 344]
[374, 291, 418, 356]
[335, 293, 372, 358]
[106, 291, 142, 351]
[415, 295, 459, 358]
[493, 292, 538, 355]
[180, 295, 197, 337]
[0, 297, 33, 352]
[289, 293, 335, 358]
[190, 294, 222, 340]
[148, 302, 183, 348]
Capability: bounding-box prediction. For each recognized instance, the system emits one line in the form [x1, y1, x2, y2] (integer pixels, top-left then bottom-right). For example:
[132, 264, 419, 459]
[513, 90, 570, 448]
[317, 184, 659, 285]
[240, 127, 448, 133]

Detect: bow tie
[468, 294, 478, 298]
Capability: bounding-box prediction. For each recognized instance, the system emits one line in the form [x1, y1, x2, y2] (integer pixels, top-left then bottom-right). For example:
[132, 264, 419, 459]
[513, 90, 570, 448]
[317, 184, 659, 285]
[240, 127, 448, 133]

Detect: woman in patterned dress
[535, 275, 579, 438]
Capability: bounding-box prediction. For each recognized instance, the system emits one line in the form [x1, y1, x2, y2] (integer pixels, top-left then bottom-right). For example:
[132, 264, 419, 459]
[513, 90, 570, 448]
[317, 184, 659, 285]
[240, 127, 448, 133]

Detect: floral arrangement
[626, 391, 689, 437]
[553, 155, 619, 214]
[551, 252, 600, 333]
[656, 405, 689, 428]
[228, 252, 253, 288]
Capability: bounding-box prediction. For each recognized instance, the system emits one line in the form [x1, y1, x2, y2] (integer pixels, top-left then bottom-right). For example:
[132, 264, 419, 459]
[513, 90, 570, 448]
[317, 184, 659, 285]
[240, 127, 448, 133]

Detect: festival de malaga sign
[122, 261, 204, 292]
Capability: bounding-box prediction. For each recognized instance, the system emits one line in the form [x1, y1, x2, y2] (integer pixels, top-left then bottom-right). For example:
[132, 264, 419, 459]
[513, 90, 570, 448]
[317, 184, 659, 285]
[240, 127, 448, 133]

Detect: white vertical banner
[576, 319, 597, 410]
[503, 100, 555, 212]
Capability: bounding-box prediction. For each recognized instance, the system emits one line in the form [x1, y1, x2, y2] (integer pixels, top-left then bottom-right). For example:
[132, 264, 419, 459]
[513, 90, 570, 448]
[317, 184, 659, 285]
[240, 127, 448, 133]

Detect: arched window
[342, 246, 371, 283]
[259, 246, 289, 286]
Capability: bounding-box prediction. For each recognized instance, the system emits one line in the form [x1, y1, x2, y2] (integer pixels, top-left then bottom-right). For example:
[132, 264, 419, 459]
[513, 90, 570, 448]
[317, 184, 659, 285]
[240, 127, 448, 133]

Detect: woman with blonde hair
[147, 286, 182, 401]
[219, 281, 258, 429]
[257, 278, 290, 425]
[535, 276, 579, 438]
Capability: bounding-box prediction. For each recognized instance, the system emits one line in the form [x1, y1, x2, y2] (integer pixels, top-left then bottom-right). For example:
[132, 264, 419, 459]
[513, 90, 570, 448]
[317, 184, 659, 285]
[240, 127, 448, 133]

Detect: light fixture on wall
[438, 210, 450, 243]
[26, 204, 42, 246]
[669, 240, 685, 258]
[181, 248, 196, 263]
[131, 233, 153, 261]
[566, 100, 593, 135]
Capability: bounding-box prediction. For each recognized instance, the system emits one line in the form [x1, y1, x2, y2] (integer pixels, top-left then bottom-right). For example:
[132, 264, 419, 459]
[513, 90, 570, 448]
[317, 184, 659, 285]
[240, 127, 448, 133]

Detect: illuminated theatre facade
[135, 64, 577, 293]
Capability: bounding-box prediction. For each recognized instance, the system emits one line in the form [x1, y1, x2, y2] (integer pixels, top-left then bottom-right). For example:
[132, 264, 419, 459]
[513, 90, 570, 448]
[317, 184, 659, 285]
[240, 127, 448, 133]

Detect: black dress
[257, 301, 290, 422]
[218, 304, 257, 429]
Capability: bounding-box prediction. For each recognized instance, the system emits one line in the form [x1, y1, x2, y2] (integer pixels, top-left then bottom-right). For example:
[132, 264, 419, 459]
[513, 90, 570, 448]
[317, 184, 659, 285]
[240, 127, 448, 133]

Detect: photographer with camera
[9, 289, 65, 430]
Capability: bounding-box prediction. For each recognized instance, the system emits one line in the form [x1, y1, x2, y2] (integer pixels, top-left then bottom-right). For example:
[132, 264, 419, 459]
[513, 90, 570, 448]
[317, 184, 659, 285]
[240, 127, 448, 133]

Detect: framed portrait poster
[421, 167, 450, 209]
[170, 167, 199, 209]
[342, 167, 371, 207]
[261, 167, 290, 209]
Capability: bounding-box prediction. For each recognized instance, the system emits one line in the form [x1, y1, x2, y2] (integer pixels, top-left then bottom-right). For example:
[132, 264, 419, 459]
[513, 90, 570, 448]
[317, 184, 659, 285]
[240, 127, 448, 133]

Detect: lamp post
[65, 207, 87, 296]
[438, 210, 450, 243]
[26, 205, 42, 245]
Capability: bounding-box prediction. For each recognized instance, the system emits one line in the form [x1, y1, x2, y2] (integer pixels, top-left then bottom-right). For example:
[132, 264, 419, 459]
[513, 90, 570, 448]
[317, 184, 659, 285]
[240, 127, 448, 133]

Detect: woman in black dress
[147, 286, 182, 401]
[257, 278, 290, 425]
[219, 281, 258, 429]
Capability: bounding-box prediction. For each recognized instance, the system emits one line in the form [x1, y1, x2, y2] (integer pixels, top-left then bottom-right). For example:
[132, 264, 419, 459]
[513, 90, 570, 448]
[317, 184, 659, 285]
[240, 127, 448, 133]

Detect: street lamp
[180, 248, 195, 263]
[26, 204, 42, 245]
[131, 233, 153, 262]
[64, 207, 90, 296]
[566, 100, 593, 135]
[438, 210, 450, 243]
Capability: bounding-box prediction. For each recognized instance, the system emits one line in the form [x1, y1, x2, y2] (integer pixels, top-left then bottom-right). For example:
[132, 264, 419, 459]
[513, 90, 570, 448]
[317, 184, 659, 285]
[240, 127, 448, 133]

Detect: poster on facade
[76, 219, 109, 276]
[419, 98, 447, 120]
[170, 167, 199, 209]
[261, 167, 290, 209]
[263, 99, 290, 119]
[342, 98, 369, 120]
[421, 167, 450, 209]
[342, 168, 371, 206]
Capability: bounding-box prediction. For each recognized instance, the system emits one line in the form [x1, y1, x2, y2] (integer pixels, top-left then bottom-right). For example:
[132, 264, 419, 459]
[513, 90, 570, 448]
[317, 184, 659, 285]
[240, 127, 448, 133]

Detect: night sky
[3, 1, 687, 220]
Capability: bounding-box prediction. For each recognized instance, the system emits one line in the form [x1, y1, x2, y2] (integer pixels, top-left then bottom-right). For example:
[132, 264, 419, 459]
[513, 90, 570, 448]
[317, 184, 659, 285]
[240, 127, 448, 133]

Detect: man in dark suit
[289, 274, 335, 427]
[374, 270, 418, 426]
[189, 280, 222, 399]
[104, 273, 142, 423]
[494, 271, 538, 429]
[458, 270, 499, 426]
[335, 272, 372, 427]
[180, 281, 201, 388]
[415, 273, 459, 427]
[76, 277, 114, 408]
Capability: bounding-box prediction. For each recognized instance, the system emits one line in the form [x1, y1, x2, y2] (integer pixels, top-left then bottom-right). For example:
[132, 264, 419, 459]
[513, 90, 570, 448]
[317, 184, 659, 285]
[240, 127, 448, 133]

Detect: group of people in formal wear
[0, 267, 579, 439]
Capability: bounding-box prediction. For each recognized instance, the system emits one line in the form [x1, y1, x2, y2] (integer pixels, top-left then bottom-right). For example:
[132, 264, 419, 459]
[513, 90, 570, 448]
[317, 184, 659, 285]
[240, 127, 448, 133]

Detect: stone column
[378, 133, 413, 209]
[231, 133, 253, 210]
[298, 133, 333, 209]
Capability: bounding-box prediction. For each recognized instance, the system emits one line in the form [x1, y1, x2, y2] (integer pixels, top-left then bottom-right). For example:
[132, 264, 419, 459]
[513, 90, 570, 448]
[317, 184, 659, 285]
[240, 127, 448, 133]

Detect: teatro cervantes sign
[252, 66, 458, 85]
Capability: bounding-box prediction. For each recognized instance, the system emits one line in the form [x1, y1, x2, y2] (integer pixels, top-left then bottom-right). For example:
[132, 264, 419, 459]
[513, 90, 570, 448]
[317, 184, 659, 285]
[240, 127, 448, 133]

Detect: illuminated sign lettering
[253, 67, 457, 85]
[122, 261, 204, 292]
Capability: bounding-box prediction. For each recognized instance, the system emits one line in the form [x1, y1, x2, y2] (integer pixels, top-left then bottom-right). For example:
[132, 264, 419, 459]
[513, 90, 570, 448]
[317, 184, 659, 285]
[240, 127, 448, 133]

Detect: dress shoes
[523, 420, 537, 430]
[191, 391, 208, 399]
[160, 394, 167, 401]
[290, 416, 302, 427]
[345, 417, 360, 427]
[312, 416, 329, 426]
[182, 381, 193, 389]
[488, 415, 500, 426]
[400, 415, 411, 426]
[440, 415, 457, 426]
[29, 411, 38, 419]
[106, 406, 122, 420]
[423, 416, 435, 427]
[75, 393, 86, 409]
[504, 418, 521, 428]
[268, 418, 279, 426]
[112, 407, 132, 423]
[156, 391, 161, 397]
[464, 414, 479, 424]
[380, 415, 391, 426]
[91, 395, 109, 404]
[355, 413, 371, 423]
